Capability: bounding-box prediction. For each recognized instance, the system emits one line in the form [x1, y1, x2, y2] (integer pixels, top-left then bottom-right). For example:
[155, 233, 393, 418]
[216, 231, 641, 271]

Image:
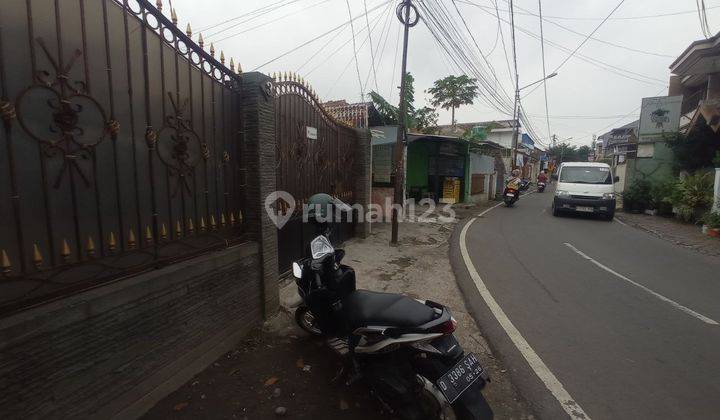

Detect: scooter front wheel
[294, 305, 323, 336]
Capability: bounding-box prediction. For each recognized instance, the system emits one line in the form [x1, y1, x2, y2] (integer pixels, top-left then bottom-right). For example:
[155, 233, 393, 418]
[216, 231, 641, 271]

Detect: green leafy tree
[368, 72, 416, 127]
[666, 125, 720, 171]
[414, 107, 439, 134]
[427, 75, 479, 125]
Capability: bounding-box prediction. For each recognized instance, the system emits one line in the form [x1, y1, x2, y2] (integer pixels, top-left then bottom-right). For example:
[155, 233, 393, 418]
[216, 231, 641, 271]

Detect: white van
[552, 162, 619, 220]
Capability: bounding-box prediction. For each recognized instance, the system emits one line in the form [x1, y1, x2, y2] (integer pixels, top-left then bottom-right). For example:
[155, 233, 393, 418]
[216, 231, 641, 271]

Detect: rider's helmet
[511, 169, 520, 177]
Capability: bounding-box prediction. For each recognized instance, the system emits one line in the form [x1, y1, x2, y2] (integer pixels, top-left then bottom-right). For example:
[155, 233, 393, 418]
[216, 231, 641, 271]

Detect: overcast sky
[169, 0, 720, 147]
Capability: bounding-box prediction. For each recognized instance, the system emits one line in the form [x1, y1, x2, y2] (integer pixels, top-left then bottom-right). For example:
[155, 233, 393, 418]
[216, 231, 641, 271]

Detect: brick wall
[0, 243, 261, 418]
[354, 128, 372, 238]
[240, 73, 280, 317]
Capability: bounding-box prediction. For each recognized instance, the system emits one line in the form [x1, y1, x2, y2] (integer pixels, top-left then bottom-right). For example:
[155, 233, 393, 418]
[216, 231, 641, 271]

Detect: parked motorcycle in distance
[537, 181, 546, 193]
[293, 193, 493, 420]
[503, 186, 519, 207]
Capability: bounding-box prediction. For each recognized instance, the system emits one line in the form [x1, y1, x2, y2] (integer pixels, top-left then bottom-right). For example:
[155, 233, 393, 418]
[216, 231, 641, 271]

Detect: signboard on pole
[638, 95, 682, 142]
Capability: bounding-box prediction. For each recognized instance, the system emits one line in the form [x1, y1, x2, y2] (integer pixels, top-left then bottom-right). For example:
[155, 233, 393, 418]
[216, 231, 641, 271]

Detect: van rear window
[559, 167, 612, 184]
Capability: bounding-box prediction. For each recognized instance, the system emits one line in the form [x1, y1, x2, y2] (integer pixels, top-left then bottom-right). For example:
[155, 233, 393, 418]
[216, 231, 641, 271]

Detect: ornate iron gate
[273, 74, 359, 272]
[0, 0, 246, 315]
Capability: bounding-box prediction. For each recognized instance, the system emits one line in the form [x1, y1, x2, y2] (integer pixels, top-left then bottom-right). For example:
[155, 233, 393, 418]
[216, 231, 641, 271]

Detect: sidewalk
[144, 202, 533, 419]
[616, 213, 720, 257]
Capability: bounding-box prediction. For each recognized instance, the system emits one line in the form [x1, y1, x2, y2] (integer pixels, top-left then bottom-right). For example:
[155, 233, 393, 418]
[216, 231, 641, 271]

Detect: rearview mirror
[613, 176, 620, 183]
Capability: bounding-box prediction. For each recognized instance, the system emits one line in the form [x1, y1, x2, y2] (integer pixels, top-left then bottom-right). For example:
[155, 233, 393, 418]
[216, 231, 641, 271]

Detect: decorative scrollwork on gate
[14, 38, 116, 189]
[156, 93, 203, 197]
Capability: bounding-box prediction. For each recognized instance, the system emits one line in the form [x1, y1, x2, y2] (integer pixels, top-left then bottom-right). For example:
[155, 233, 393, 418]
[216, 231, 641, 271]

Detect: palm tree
[427, 75, 479, 126]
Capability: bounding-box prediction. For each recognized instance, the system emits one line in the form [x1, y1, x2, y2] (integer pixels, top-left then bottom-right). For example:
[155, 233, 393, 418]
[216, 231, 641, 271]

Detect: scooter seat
[343, 290, 438, 329]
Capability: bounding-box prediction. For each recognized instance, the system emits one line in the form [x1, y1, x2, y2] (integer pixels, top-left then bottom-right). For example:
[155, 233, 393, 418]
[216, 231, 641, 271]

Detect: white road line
[564, 243, 718, 326]
[614, 218, 628, 227]
[460, 215, 591, 420]
[477, 201, 505, 217]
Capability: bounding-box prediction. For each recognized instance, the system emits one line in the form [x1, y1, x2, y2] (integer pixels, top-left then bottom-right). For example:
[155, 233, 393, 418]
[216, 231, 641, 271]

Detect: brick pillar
[354, 128, 371, 238]
[240, 72, 279, 318]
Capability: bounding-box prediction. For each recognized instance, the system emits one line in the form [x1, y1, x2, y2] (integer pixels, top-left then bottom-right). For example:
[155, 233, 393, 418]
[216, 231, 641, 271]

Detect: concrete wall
[626, 142, 676, 186]
[0, 244, 261, 419]
[486, 129, 515, 149]
[468, 153, 496, 203]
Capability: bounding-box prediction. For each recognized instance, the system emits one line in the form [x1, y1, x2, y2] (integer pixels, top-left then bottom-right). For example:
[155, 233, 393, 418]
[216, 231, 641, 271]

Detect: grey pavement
[450, 189, 720, 420]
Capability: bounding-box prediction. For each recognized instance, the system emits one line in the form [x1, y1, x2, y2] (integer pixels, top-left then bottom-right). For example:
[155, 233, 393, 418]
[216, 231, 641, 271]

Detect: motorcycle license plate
[576, 206, 594, 212]
[436, 353, 485, 403]
[505, 193, 515, 197]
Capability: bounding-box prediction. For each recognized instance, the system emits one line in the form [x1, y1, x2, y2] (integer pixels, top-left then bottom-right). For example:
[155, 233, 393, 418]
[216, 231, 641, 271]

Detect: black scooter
[292, 194, 493, 420]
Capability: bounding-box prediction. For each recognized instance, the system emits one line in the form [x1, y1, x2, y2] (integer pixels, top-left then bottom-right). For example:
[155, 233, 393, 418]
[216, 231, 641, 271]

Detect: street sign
[306, 126, 317, 140]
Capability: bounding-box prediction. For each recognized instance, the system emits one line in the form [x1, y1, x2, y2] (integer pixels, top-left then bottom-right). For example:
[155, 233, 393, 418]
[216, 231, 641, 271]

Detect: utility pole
[390, 0, 418, 245]
[509, 0, 520, 171]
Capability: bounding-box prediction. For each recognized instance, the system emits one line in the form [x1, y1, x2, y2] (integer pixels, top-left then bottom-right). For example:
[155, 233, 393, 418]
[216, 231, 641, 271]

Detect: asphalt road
[450, 188, 720, 420]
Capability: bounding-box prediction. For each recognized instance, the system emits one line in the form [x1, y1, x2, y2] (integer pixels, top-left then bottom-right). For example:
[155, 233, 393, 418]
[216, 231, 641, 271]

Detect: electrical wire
[196, 0, 291, 32]
[207, 0, 304, 39]
[363, 0, 380, 92]
[249, 0, 390, 71]
[463, 0, 675, 58]
[345, 0, 365, 101]
[362, 3, 396, 93]
[214, 0, 332, 43]
[551, 0, 627, 73]
[537, 0, 551, 142]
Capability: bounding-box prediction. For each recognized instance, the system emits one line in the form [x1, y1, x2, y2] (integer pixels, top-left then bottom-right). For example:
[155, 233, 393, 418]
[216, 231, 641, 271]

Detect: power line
[207, 0, 304, 39]
[551, 0, 627, 73]
[481, 0, 675, 58]
[325, 2, 391, 99]
[537, 0, 551, 143]
[249, 0, 390, 71]
[363, 3, 396, 93]
[213, 0, 332, 43]
[389, 20, 402, 102]
[466, 4, 668, 91]
[363, 0, 380, 92]
[477, 3, 720, 21]
[345, 0, 365, 102]
[197, 0, 291, 32]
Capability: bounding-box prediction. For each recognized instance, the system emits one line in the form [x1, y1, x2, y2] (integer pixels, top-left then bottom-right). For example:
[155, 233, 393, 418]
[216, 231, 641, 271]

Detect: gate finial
[160, 223, 168, 240]
[108, 232, 117, 252]
[209, 43, 215, 57]
[188, 218, 195, 234]
[156, 0, 162, 12]
[171, 8, 178, 25]
[220, 50, 225, 65]
[237, 63, 242, 74]
[186, 23, 192, 38]
[86, 236, 96, 256]
[127, 229, 137, 249]
[145, 226, 153, 244]
[32, 244, 43, 267]
[61, 239, 71, 261]
[198, 33, 204, 48]
[230, 58, 235, 71]
[0, 249, 11, 274]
